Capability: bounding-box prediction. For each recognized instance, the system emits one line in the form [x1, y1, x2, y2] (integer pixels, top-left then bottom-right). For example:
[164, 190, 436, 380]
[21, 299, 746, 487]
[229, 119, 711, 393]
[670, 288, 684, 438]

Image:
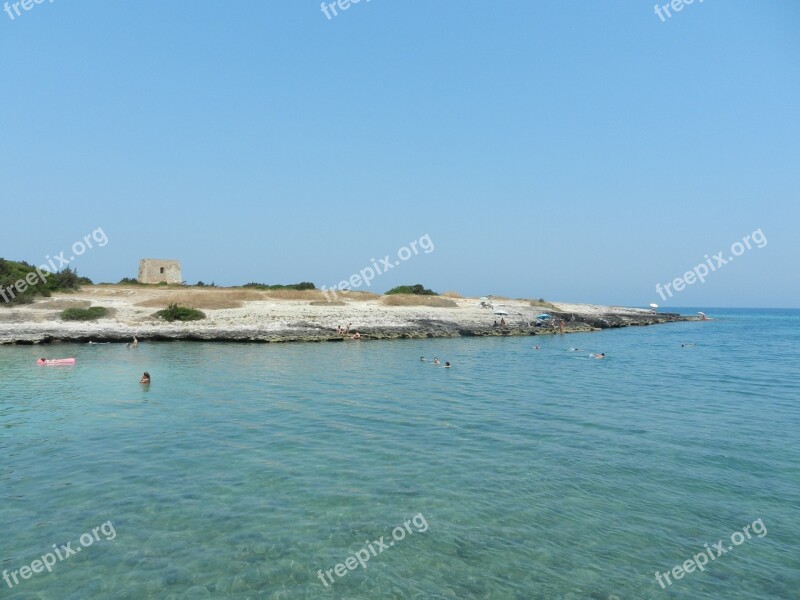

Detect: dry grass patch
[441, 291, 463, 298]
[136, 289, 266, 310]
[343, 290, 380, 302]
[380, 295, 458, 308]
[258, 289, 331, 301]
[530, 299, 559, 311]
[305, 290, 379, 303]
[30, 299, 92, 310]
[309, 300, 347, 306]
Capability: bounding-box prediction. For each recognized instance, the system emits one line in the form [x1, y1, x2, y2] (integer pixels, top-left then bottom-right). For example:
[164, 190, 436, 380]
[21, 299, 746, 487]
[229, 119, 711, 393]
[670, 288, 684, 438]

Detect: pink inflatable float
[36, 358, 76, 366]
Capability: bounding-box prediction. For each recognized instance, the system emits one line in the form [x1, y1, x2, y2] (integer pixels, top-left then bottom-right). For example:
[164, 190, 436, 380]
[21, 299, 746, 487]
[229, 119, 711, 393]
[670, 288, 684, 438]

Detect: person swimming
[420, 357, 427, 362]
[433, 357, 440, 365]
[568, 348, 582, 352]
[444, 361, 451, 368]
[140, 371, 150, 384]
[533, 345, 541, 350]
[590, 353, 606, 359]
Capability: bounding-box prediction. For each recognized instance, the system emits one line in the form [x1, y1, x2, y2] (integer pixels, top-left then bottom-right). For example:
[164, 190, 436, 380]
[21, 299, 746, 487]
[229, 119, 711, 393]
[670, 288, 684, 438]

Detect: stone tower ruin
[138, 259, 182, 284]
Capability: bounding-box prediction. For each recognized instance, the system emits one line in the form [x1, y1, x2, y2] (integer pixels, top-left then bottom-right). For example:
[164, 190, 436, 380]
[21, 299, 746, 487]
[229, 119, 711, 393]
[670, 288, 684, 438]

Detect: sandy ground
[0, 286, 672, 344]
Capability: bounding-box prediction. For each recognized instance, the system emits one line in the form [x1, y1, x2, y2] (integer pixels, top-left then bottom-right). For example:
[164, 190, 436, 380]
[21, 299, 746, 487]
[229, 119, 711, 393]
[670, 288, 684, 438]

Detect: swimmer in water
[590, 353, 606, 359]
[433, 357, 440, 365]
[140, 371, 151, 384]
[533, 345, 541, 350]
[420, 357, 427, 362]
[444, 361, 451, 368]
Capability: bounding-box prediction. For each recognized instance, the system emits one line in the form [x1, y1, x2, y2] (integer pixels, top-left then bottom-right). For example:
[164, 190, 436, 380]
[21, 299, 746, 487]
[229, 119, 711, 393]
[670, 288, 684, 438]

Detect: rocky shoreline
[1, 302, 696, 346]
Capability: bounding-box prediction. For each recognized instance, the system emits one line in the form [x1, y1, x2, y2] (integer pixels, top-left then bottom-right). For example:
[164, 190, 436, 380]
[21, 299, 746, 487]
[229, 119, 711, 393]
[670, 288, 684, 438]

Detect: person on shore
[500, 318, 506, 328]
[344, 323, 351, 335]
[433, 357, 440, 365]
[493, 320, 498, 328]
[336, 326, 342, 335]
[351, 332, 361, 339]
[140, 371, 151, 384]
[444, 361, 451, 368]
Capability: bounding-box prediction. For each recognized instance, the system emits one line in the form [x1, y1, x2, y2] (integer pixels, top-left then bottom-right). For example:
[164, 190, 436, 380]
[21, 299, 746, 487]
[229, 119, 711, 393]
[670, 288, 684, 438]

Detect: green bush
[385, 284, 437, 296]
[61, 306, 109, 321]
[155, 303, 206, 322]
[242, 282, 315, 291]
[49, 267, 91, 291]
[1, 260, 91, 306]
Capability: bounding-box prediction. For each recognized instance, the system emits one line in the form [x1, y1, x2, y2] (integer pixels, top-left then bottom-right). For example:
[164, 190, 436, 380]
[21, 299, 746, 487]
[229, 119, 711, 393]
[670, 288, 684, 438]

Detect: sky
[1, 0, 798, 308]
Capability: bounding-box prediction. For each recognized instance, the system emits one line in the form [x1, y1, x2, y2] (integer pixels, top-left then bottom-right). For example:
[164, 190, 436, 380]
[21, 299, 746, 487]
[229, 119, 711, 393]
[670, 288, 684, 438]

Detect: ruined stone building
[138, 259, 182, 284]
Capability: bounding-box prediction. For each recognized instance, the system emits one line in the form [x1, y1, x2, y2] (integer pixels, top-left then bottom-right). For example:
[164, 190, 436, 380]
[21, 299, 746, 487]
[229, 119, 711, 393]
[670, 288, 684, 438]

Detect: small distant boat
[36, 358, 76, 366]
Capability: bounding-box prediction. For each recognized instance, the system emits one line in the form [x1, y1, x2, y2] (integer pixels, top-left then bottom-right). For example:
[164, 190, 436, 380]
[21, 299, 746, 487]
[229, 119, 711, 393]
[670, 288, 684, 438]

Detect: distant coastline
[0, 285, 699, 345]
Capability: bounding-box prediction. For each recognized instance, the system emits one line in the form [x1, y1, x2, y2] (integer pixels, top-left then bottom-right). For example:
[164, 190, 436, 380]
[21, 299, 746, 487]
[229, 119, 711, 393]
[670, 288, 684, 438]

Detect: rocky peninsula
[0, 285, 697, 345]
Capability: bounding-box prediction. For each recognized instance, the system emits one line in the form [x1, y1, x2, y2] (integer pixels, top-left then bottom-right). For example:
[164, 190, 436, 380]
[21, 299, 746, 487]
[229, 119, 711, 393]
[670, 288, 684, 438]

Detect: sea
[1, 308, 798, 599]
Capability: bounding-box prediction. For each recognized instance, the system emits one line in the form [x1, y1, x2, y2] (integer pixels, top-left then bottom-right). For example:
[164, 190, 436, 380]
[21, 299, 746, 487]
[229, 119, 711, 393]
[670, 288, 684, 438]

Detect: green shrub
[385, 284, 437, 296]
[155, 303, 206, 322]
[61, 306, 109, 321]
[242, 282, 315, 291]
[1, 259, 91, 306]
[531, 298, 558, 311]
[49, 267, 91, 291]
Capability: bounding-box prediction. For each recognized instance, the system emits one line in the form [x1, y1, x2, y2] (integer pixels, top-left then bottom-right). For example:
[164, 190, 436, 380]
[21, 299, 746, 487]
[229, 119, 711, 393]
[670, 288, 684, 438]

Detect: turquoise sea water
[1, 308, 798, 599]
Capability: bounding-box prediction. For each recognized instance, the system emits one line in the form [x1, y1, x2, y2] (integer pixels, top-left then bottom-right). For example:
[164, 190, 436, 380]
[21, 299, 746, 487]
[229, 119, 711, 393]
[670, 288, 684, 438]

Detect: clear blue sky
[2, 1, 798, 307]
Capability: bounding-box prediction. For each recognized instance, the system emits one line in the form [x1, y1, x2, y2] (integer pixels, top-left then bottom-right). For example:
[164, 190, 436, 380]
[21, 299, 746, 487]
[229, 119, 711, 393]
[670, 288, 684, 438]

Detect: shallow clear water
[1, 309, 798, 599]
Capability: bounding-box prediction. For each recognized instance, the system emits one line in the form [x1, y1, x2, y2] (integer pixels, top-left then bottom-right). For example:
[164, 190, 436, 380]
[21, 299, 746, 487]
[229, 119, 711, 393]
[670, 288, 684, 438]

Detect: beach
[0, 285, 696, 344]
